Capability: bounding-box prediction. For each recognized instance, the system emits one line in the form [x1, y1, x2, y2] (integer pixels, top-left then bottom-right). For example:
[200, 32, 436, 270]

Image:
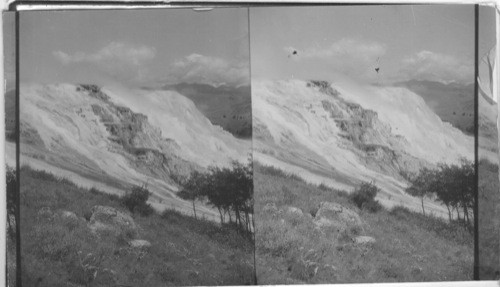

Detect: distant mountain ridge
[161, 83, 252, 139]
[396, 79, 497, 162]
[396, 80, 474, 135]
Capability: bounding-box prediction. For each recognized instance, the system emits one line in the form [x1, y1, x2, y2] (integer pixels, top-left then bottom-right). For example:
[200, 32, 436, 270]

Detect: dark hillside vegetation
[20, 166, 254, 286]
[6, 166, 17, 287]
[162, 83, 252, 139]
[406, 159, 474, 227]
[254, 163, 473, 284]
[179, 160, 253, 235]
[397, 80, 474, 135]
[478, 158, 500, 279]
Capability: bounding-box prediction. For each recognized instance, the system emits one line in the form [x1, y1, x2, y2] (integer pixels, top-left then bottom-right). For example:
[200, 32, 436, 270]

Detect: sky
[250, 5, 484, 85]
[18, 8, 250, 88]
[9, 5, 497, 89]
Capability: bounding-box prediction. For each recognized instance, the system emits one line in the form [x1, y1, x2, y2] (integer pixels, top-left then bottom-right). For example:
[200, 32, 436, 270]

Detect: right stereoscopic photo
[251, 5, 478, 283]
[478, 5, 499, 280]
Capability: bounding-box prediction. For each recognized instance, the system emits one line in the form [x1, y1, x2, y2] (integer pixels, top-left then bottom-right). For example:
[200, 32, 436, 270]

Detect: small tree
[406, 167, 436, 216]
[178, 160, 253, 234]
[121, 184, 153, 216]
[407, 160, 475, 228]
[349, 181, 381, 212]
[178, 171, 206, 219]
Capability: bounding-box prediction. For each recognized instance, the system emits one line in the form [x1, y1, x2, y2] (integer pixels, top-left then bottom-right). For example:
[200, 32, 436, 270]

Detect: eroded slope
[253, 79, 474, 215]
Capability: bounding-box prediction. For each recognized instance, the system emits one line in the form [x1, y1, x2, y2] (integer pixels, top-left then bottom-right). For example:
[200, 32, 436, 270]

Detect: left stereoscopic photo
[4, 11, 17, 287]
[7, 8, 254, 286]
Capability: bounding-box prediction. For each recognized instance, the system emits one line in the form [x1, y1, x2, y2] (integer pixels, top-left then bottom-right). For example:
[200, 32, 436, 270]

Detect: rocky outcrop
[86, 86, 201, 184]
[307, 80, 340, 97]
[88, 205, 137, 237]
[313, 202, 363, 234]
[316, 81, 431, 180]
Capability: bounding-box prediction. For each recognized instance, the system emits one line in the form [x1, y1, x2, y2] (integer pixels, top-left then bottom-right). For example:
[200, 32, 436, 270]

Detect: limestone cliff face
[19, 83, 249, 202]
[315, 81, 430, 181]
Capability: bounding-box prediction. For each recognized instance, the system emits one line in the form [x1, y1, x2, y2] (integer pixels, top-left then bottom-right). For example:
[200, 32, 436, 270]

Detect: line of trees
[406, 159, 474, 226]
[178, 160, 253, 234]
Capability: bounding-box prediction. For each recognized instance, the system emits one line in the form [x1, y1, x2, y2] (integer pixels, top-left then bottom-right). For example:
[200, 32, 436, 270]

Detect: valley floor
[254, 164, 473, 284]
[19, 166, 255, 286]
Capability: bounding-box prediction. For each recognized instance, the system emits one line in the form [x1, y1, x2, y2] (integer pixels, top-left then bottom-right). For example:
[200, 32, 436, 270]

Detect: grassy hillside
[20, 166, 255, 286]
[478, 159, 500, 279]
[254, 164, 473, 284]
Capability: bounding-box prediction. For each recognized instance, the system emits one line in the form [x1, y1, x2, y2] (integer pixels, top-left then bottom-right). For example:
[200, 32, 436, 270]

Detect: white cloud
[53, 42, 156, 83]
[54, 42, 156, 66]
[168, 54, 249, 87]
[399, 50, 473, 84]
[283, 39, 387, 82]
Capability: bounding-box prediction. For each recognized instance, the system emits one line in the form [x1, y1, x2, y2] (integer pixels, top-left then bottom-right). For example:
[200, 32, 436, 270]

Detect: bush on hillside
[121, 185, 153, 216]
[406, 159, 474, 226]
[181, 160, 254, 234]
[362, 200, 382, 213]
[349, 181, 381, 212]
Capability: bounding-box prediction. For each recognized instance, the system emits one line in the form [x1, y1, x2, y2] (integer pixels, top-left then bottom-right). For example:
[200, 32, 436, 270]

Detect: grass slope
[254, 164, 473, 284]
[20, 166, 255, 286]
[478, 159, 500, 279]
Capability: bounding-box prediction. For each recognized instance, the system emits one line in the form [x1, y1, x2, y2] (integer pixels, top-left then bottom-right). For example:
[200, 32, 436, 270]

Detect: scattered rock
[353, 236, 376, 245]
[88, 221, 117, 235]
[37, 207, 53, 218]
[88, 206, 137, 237]
[59, 210, 78, 221]
[313, 202, 363, 234]
[128, 239, 151, 249]
[94, 268, 117, 285]
[284, 206, 303, 217]
[263, 202, 278, 214]
[90, 206, 136, 228]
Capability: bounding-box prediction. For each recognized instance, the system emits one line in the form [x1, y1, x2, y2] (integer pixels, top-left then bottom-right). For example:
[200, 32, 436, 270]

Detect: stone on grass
[284, 206, 304, 217]
[88, 206, 137, 237]
[354, 236, 376, 245]
[60, 210, 78, 221]
[313, 202, 362, 233]
[263, 202, 278, 214]
[37, 207, 53, 218]
[128, 239, 151, 249]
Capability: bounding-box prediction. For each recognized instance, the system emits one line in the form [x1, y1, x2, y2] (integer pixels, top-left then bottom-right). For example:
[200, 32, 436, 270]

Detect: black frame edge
[473, 3, 479, 281]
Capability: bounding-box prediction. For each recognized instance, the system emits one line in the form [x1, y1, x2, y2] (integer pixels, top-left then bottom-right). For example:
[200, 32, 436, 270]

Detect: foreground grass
[7, 232, 16, 287]
[255, 164, 473, 284]
[478, 159, 500, 279]
[20, 166, 254, 286]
